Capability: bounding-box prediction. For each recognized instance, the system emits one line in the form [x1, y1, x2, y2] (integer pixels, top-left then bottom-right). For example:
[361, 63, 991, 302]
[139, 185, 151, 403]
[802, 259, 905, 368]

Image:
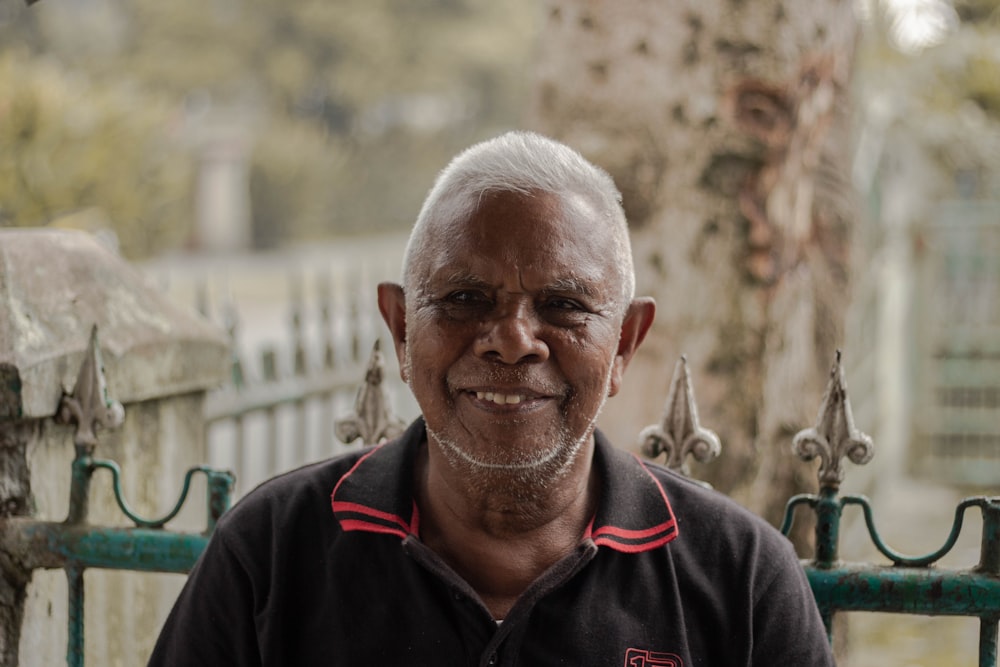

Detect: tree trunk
[528, 0, 858, 543]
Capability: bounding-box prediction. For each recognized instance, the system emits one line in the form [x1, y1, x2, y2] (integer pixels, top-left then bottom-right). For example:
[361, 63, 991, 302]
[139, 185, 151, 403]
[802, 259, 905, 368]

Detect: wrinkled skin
[378, 189, 655, 619]
[380, 189, 654, 500]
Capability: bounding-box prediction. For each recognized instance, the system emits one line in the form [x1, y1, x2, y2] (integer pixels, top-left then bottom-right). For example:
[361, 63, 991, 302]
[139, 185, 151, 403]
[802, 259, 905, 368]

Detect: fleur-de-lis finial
[792, 350, 874, 490]
[335, 340, 406, 446]
[639, 356, 721, 477]
[56, 325, 125, 452]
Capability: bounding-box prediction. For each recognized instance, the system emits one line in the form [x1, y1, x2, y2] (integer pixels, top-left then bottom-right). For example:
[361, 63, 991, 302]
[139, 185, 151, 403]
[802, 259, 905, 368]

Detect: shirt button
[487, 655, 497, 666]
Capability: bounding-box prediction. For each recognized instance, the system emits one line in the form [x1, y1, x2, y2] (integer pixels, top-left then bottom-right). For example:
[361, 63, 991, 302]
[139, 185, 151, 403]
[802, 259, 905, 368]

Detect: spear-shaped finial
[334, 340, 406, 446]
[639, 356, 721, 477]
[791, 350, 874, 491]
[56, 325, 125, 453]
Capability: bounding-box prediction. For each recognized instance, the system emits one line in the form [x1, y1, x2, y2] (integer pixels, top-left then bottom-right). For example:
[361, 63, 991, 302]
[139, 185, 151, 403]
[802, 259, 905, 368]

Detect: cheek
[406, 320, 472, 378]
[561, 343, 617, 398]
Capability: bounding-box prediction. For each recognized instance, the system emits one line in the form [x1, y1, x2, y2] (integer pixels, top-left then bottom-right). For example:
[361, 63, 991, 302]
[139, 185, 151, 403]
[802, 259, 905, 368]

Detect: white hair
[402, 131, 635, 309]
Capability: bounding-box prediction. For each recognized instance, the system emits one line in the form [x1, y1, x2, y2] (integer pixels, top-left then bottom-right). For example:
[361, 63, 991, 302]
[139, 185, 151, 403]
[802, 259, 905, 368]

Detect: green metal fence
[644, 352, 1000, 666]
[782, 353, 1000, 666]
[0, 328, 235, 667]
[4, 331, 999, 665]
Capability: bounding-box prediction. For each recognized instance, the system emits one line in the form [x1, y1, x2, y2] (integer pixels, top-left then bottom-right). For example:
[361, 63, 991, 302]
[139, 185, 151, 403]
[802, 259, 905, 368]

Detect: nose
[474, 301, 549, 364]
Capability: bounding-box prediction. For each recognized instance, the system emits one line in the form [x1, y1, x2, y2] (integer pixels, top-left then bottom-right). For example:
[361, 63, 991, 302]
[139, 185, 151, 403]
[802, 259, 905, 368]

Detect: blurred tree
[952, 0, 998, 24]
[0, 0, 539, 255]
[527, 0, 858, 544]
[855, 0, 1000, 205]
[528, 0, 999, 542]
[0, 50, 193, 258]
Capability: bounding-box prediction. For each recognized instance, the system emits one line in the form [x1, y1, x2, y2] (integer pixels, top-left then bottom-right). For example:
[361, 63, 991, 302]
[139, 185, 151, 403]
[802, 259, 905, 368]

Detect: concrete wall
[0, 230, 229, 666]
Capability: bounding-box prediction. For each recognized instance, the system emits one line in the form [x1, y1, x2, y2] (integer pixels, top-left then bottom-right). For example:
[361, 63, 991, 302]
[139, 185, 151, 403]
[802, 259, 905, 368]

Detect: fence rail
[191, 258, 412, 497]
[5, 321, 999, 665]
[645, 351, 1000, 666]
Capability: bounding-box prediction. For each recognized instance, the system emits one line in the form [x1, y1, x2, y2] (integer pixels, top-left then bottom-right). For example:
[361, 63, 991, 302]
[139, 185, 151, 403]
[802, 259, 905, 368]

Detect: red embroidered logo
[624, 648, 683, 667]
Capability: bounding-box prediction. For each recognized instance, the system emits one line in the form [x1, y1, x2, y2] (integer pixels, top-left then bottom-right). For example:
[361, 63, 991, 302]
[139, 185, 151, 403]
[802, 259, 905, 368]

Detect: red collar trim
[584, 453, 679, 553]
[331, 444, 417, 539]
[330, 420, 681, 554]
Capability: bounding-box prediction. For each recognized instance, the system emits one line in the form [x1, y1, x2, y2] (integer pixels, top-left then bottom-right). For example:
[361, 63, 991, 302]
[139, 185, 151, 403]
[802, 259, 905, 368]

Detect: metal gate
[4, 334, 999, 665]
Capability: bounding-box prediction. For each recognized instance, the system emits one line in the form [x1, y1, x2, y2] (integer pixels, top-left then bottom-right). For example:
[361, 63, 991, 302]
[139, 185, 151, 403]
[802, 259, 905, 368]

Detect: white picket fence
[142, 234, 418, 498]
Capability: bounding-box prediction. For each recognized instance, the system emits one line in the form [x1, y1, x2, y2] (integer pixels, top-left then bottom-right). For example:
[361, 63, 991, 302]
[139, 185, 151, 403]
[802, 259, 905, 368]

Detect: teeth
[475, 391, 525, 405]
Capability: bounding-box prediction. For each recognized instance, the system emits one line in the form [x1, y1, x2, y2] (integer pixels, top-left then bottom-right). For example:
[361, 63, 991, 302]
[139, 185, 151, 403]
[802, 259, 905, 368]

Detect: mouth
[460, 385, 558, 411]
[474, 390, 528, 405]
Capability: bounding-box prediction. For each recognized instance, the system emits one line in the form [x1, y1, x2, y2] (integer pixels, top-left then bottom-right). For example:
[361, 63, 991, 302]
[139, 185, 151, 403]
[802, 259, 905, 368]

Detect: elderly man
[149, 132, 833, 666]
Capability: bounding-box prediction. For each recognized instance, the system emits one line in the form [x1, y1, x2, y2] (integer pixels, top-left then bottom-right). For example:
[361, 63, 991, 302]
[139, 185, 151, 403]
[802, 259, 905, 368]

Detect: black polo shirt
[149, 419, 833, 666]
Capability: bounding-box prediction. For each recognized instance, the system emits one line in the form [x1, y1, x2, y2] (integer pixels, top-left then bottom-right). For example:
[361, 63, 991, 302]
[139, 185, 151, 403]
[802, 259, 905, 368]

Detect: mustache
[446, 365, 568, 397]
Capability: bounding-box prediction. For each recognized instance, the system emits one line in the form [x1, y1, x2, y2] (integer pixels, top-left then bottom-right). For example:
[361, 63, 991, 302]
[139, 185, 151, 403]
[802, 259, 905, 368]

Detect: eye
[539, 296, 592, 326]
[544, 297, 586, 312]
[446, 289, 490, 305]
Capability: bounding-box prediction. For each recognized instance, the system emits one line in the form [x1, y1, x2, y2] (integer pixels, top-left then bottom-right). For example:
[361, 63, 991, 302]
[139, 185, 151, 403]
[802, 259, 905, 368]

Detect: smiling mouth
[475, 391, 528, 405]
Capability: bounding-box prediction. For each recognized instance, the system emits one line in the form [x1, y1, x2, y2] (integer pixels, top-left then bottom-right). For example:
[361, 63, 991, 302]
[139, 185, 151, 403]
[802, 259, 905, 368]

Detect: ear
[608, 297, 656, 397]
[377, 282, 409, 382]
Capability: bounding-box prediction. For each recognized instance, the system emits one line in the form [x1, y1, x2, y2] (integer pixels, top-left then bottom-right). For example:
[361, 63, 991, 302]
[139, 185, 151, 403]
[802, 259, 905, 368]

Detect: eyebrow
[439, 270, 493, 290]
[444, 271, 489, 287]
[439, 270, 602, 300]
[543, 277, 601, 299]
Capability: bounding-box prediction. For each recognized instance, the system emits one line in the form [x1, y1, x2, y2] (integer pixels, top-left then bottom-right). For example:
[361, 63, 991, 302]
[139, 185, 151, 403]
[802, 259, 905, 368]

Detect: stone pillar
[194, 136, 252, 252]
[0, 229, 229, 666]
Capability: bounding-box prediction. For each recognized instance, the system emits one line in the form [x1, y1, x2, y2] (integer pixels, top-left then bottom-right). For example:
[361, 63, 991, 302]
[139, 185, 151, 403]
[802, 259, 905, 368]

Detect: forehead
[420, 190, 620, 291]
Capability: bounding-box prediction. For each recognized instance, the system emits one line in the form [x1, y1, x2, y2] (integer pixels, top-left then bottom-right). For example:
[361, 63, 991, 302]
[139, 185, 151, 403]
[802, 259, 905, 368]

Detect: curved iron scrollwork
[639, 356, 721, 478]
[7, 324, 237, 667]
[85, 460, 234, 530]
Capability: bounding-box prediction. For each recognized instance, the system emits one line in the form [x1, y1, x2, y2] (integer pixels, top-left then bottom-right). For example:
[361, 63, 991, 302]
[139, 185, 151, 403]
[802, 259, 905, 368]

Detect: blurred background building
[1, 0, 998, 664]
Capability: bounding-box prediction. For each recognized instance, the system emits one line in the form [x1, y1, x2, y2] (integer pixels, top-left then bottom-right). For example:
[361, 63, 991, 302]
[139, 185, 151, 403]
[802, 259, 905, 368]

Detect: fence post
[0, 229, 229, 667]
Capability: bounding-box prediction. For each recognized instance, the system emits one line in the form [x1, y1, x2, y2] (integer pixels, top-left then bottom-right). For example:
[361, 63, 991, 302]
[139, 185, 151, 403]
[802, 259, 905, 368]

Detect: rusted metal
[780, 352, 1000, 665]
[645, 350, 1000, 660]
[638, 356, 721, 477]
[0, 326, 234, 667]
[10, 326, 1000, 663]
[805, 562, 1000, 614]
[0, 518, 220, 573]
[334, 340, 406, 446]
[66, 565, 84, 667]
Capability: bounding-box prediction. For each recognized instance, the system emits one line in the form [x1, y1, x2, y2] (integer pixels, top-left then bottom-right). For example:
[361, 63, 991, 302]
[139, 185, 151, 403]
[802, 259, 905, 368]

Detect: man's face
[394, 190, 630, 480]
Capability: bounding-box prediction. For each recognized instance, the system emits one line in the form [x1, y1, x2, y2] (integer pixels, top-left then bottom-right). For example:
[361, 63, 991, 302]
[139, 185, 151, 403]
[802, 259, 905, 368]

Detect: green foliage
[0, 0, 538, 256]
[856, 1, 1000, 200]
[965, 50, 1000, 115]
[0, 50, 193, 258]
[953, 0, 1000, 24]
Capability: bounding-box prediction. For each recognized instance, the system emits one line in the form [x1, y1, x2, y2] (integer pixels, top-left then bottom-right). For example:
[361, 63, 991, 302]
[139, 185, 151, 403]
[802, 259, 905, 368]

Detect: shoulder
[643, 461, 776, 533]
[212, 447, 370, 545]
[210, 419, 426, 558]
[640, 461, 827, 641]
[641, 459, 801, 575]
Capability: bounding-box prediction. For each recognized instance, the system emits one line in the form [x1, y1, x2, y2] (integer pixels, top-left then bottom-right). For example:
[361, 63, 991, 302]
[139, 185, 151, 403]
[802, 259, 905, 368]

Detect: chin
[429, 424, 589, 485]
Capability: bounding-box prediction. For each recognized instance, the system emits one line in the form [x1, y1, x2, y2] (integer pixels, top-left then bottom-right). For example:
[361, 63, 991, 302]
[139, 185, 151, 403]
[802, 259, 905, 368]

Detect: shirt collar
[331, 418, 678, 553]
[584, 429, 679, 552]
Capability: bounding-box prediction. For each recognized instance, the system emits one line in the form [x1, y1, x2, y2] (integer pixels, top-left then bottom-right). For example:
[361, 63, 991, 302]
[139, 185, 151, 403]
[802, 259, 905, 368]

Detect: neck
[415, 437, 599, 618]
